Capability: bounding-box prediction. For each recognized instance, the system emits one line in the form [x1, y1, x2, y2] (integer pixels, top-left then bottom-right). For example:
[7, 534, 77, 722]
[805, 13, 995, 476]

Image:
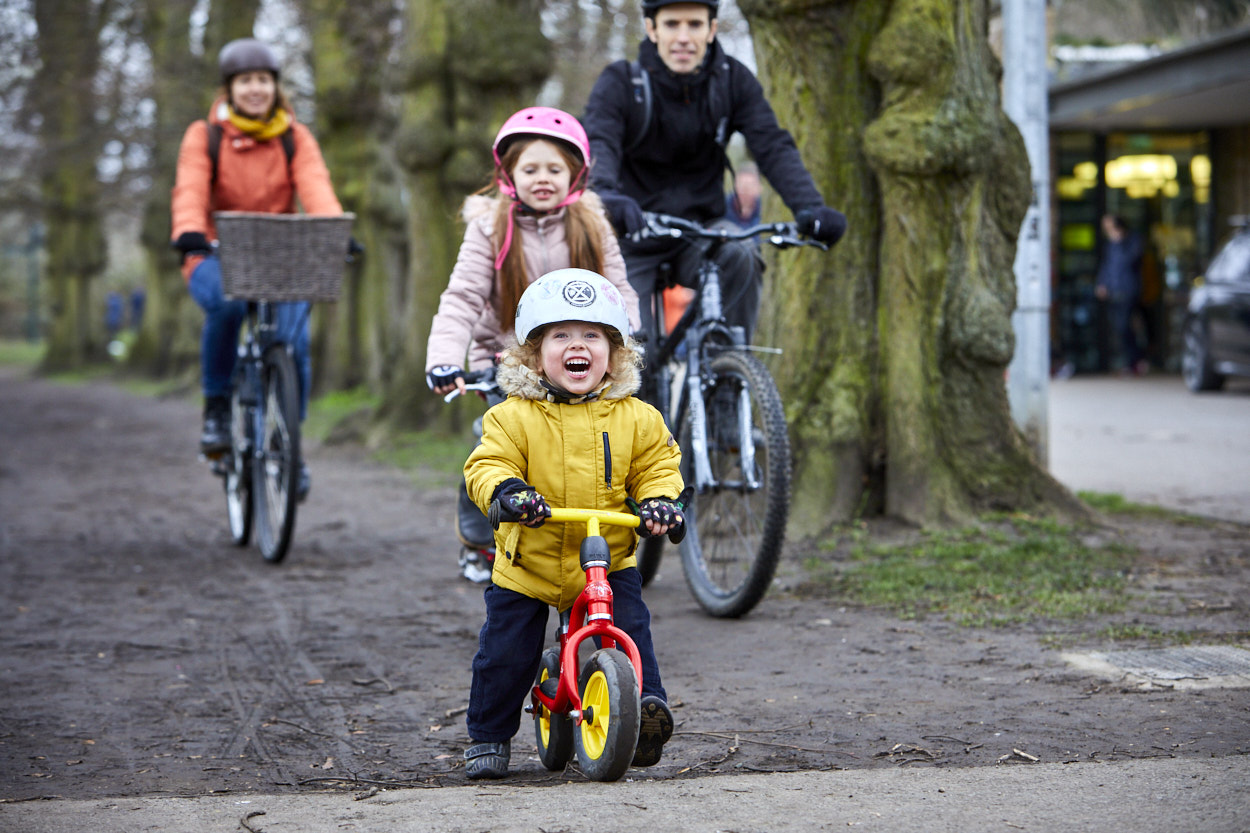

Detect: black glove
[172, 231, 211, 263]
[795, 206, 847, 245]
[426, 365, 464, 391]
[347, 236, 365, 261]
[488, 478, 552, 529]
[600, 191, 645, 236]
[634, 496, 686, 543]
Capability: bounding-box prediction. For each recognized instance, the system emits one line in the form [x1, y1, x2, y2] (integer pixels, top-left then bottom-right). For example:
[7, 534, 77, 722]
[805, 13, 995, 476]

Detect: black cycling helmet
[641, 0, 719, 17]
[218, 38, 281, 84]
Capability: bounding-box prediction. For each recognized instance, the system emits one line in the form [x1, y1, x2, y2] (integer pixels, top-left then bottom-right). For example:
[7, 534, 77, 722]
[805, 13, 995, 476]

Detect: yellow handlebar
[547, 507, 640, 537]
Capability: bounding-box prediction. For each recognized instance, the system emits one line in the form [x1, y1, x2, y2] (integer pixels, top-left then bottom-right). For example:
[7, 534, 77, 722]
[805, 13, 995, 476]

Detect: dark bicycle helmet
[219, 38, 281, 84]
[641, 0, 719, 16]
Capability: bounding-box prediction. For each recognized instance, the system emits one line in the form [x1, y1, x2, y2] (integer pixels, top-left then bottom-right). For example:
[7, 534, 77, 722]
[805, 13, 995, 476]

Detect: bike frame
[645, 221, 802, 495]
[235, 301, 305, 455]
[528, 508, 643, 727]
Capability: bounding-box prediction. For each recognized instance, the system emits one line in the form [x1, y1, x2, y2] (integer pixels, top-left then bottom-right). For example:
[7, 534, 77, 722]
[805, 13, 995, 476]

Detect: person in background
[1095, 214, 1145, 376]
[170, 37, 345, 500]
[723, 162, 761, 231]
[581, 0, 846, 356]
[425, 107, 639, 583]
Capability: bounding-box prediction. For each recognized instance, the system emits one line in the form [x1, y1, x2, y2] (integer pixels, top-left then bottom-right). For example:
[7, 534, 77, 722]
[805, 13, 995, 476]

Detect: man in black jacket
[582, 0, 846, 345]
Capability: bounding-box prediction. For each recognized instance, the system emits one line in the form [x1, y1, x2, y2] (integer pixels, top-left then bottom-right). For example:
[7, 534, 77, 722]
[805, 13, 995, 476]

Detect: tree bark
[32, 0, 112, 371]
[745, 0, 1083, 531]
[302, 0, 406, 397]
[381, 0, 551, 429]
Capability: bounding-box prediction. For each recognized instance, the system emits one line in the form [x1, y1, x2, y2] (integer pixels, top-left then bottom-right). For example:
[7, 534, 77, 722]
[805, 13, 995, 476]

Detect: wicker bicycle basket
[213, 211, 355, 302]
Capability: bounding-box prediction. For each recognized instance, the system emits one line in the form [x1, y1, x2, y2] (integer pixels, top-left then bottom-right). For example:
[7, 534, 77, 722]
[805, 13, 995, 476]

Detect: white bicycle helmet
[514, 269, 632, 345]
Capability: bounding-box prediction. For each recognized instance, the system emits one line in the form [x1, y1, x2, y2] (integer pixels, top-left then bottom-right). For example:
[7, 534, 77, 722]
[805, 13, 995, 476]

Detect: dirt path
[1, 365, 1248, 802]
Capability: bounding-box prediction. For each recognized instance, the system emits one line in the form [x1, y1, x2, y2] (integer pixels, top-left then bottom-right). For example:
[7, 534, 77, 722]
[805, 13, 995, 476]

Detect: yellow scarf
[226, 106, 292, 141]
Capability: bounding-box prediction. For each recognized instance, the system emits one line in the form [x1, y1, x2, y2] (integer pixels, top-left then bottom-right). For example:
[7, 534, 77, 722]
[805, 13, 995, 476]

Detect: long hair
[490, 137, 606, 331]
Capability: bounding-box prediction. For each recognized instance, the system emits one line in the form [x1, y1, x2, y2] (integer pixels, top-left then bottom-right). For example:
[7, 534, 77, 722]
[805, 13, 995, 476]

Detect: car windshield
[1206, 233, 1250, 285]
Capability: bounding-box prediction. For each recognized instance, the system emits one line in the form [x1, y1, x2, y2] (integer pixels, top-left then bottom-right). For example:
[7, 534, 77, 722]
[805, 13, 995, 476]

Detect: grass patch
[1077, 490, 1211, 525]
[804, 514, 1135, 626]
[304, 386, 380, 444]
[380, 431, 473, 484]
[0, 339, 44, 367]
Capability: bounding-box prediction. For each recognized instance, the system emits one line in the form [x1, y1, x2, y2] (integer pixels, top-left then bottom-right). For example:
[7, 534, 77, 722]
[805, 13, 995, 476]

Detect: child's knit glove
[629, 488, 691, 543]
[488, 478, 552, 529]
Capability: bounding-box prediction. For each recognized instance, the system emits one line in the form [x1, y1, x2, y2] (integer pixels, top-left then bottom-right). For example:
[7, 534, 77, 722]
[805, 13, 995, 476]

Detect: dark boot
[200, 396, 231, 455]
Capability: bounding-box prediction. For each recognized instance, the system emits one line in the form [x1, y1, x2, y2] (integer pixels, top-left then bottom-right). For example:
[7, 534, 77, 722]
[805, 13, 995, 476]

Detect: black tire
[678, 349, 790, 618]
[224, 386, 252, 546]
[1182, 317, 1225, 392]
[637, 536, 665, 587]
[637, 351, 677, 588]
[253, 345, 300, 564]
[573, 649, 639, 782]
[533, 647, 573, 771]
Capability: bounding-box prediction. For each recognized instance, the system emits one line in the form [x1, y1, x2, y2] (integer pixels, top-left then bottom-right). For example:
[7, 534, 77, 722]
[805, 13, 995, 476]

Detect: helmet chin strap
[492, 166, 588, 272]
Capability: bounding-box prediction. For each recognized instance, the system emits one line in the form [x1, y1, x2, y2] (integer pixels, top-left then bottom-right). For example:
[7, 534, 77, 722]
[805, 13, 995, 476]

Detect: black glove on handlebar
[632, 495, 687, 543]
[795, 207, 847, 245]
[600, 191, 645, 236]
[488, 478, 552, 529]
[172, 231, 211, 264]
[426, 365, 464, 391]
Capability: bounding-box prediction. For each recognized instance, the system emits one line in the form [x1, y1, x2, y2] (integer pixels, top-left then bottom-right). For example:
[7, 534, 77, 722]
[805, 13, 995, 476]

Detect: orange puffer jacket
[170, 98, 343, 280]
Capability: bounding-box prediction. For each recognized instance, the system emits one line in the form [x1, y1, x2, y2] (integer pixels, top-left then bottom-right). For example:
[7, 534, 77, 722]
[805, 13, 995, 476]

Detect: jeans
[466, 568, 665, 743]
[188, 255, 312, 419]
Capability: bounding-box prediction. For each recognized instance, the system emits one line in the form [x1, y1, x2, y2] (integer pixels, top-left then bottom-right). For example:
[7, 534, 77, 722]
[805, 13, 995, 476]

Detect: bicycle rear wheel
[678, 349, 790, 617]
[224, 385, 253, 546]
[252, 345, 300, 564]
[637, 358, 677, 587]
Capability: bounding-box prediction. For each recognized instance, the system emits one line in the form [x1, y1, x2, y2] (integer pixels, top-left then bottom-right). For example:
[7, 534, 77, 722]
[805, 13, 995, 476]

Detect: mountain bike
[631, 212, 828, 618]
[207, 211, 355, 564]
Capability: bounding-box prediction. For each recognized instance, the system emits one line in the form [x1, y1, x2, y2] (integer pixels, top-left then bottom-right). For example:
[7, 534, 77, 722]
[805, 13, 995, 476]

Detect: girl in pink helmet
[426, 107, 640, 583]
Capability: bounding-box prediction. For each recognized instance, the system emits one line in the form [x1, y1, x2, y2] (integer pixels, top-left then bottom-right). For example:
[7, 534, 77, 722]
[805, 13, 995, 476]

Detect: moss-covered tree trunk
[745, 0, 1081, 531]
[381, 0, 551, 428]
[302, 0, 406, 397]
[131, 0, 259, 379]
[32, 0, 110, 371]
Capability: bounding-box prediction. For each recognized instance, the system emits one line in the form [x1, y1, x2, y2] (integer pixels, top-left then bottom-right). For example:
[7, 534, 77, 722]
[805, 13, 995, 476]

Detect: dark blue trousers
[466, 567, 665, 743]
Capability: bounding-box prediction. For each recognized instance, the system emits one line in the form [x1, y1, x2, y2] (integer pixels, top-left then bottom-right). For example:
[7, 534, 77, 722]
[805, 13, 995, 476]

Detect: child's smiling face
[540, 322, 611, 395]
[512, 139, 572, 213]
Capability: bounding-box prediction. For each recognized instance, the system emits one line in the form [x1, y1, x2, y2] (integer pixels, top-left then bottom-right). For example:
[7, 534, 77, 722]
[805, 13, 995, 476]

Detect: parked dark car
[1182, 222, 1250, 392]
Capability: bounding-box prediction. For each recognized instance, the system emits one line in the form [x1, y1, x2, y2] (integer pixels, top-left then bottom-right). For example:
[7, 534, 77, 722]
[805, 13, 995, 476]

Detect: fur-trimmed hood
[495, 339, 642, 402]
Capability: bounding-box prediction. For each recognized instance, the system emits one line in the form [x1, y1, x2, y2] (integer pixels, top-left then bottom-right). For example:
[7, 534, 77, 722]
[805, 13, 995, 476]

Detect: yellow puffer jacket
[464, 358, 682, 611]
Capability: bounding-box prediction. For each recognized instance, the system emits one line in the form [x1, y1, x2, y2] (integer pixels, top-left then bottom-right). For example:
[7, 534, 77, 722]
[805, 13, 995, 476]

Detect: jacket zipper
[602, 431, 611, 490]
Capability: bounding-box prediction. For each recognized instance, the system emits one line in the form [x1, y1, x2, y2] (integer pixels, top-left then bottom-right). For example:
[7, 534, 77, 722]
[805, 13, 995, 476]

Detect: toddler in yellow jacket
[462, 268, 685, 779]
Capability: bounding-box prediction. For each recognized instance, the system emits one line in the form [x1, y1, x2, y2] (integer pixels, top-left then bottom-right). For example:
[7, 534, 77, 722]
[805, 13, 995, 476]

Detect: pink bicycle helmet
[491, 107, 592, 270]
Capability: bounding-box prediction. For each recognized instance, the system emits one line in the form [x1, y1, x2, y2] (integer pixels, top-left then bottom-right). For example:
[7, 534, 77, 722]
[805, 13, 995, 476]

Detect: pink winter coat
[425, 192, 639, 372]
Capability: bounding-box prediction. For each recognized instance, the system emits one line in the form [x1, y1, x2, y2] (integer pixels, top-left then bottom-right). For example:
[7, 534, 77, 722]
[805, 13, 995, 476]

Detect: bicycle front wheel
[224, 386, 253, 546]
[252, 345, 300, 564]
[678, 349, 790, 617]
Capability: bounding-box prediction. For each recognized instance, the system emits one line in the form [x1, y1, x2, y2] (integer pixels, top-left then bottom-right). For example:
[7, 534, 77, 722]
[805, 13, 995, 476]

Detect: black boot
[200, 396, 231, 455]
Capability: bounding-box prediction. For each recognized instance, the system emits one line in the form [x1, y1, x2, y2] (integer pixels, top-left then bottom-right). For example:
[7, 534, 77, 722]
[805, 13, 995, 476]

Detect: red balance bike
[524, 507, 646, 782]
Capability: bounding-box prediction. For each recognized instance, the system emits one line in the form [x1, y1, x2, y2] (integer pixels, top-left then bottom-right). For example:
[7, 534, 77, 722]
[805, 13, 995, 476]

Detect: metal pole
[1002, 0, 1051, 466]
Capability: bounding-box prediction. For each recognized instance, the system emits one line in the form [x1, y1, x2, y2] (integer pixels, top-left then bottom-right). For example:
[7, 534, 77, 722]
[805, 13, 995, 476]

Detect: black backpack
[206, 122, 295, 184]
[624, 60, 734, 159]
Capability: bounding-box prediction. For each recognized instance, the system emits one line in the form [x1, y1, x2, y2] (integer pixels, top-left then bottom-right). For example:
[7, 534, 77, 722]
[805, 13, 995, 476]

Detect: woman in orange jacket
[171, 38, 343, 500]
